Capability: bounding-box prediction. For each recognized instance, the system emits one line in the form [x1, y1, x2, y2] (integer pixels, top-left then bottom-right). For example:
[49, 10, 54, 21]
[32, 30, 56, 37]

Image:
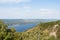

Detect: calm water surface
[8, 23, 38, 32]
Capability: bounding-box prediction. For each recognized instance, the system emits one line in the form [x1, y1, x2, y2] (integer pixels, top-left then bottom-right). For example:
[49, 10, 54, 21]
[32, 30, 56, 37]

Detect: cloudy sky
[0, 0, 60, 19]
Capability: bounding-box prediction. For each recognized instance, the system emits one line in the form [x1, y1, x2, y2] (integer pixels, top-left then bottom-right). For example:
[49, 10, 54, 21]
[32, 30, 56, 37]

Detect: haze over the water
[4, 19, 58, 32]
[1, 19, 59, 24]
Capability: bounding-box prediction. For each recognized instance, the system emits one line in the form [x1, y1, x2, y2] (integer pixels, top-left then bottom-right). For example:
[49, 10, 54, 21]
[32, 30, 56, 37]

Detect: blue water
[6, 19, 58, 32]
[8, 23, 38, 32]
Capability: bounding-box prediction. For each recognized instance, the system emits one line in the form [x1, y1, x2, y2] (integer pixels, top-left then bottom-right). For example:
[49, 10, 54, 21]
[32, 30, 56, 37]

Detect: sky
[0, 0, 60, 19]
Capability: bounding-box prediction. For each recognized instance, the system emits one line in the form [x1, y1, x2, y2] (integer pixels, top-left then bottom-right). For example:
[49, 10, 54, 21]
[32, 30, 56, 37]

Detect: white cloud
[0, 7, 31, 19]
[39, 9, 59, 14]
[39, 9, 60, 15]
[0, 0, 31, 3]
[0, 8, 60, 19]
[23, 6, 31, 12]
[23, 6, 31, 9]
[30, 9, 60, 19]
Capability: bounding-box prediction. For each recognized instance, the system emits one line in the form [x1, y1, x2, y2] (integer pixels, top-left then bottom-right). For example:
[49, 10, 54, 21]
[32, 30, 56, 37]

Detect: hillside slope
[23, 20, 60, 40]
[0, 20, 60, 40]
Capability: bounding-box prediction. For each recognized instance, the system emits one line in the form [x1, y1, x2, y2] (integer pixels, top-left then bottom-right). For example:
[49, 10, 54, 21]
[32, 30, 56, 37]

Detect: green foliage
[0, 20, 60, 40]
[0, 20, 15, 40]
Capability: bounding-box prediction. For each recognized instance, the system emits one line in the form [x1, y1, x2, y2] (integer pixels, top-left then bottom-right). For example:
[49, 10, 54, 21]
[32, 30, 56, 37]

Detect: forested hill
[0, 20, 60, 40]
